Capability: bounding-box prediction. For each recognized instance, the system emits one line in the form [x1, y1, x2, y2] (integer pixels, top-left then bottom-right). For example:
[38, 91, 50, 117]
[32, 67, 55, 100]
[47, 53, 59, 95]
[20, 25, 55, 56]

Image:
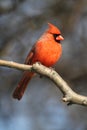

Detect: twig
[0, 59, 87, 106]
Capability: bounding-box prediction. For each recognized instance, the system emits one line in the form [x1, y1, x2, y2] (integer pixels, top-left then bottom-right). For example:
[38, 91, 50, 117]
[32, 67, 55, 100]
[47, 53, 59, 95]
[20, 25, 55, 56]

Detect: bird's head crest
[47, 23, 61, 35]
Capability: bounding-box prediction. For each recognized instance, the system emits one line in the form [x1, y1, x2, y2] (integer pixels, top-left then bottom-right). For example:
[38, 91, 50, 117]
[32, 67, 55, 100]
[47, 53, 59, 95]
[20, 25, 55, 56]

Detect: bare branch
[0, 59, 87, 106]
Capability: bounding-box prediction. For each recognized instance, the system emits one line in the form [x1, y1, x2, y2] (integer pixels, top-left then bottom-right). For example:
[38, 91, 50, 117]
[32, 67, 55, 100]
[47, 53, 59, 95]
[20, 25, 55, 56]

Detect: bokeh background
[0, 0, 87, 130]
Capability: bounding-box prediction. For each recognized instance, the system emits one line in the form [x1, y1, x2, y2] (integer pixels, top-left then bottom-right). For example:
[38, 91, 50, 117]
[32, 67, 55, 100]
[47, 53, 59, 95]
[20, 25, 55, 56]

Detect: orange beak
[56, 35, 64, 41]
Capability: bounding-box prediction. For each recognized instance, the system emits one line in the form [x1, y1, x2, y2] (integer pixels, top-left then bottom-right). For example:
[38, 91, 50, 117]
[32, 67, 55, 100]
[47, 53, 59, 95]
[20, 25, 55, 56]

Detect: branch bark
[0, 59, 87, 106]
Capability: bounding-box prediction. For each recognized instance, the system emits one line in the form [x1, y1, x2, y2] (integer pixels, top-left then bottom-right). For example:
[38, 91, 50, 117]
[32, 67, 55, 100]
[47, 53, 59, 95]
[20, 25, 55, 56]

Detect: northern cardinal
[13, 23, 64, 100]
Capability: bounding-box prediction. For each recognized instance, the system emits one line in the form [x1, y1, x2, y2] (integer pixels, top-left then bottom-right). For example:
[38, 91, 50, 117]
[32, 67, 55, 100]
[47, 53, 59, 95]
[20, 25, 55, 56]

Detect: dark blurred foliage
[0, 0, 87, 130]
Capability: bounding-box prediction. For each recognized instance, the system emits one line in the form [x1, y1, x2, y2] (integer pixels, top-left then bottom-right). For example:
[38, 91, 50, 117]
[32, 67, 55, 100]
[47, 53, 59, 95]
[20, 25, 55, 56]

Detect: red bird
[13, 23, 64, 100]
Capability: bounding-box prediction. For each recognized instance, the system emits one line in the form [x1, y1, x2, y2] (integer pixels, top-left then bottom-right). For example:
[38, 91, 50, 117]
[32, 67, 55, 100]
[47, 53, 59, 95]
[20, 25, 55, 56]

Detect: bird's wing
[24, 45, 35, 65]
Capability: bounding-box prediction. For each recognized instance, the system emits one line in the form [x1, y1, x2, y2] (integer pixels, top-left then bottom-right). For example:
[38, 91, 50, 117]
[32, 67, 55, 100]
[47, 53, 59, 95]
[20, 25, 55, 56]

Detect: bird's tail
[12, 71, 34, 100]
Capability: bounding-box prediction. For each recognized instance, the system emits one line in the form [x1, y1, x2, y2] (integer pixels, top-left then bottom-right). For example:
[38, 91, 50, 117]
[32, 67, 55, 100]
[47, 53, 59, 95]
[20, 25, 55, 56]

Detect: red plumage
[13, 23, 64, 100]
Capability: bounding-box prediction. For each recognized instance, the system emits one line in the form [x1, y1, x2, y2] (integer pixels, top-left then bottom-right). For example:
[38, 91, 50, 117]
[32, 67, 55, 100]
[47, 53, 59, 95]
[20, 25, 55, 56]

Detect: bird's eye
[53, 34, 60, 39]
[53, 34, 59, 38]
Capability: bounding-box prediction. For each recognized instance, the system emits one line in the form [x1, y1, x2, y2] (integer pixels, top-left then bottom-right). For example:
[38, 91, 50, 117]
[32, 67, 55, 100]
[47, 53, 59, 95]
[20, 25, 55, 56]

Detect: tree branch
[0, 59, 87, 106]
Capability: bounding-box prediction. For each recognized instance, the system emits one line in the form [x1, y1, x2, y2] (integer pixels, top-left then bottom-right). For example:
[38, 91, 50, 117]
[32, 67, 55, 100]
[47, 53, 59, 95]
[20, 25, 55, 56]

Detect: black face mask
[53, 34, 61, 43]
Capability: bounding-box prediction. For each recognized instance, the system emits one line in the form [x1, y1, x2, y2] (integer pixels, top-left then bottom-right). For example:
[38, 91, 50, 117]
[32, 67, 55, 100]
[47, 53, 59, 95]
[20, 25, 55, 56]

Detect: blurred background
[0, 0, 87, 130]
